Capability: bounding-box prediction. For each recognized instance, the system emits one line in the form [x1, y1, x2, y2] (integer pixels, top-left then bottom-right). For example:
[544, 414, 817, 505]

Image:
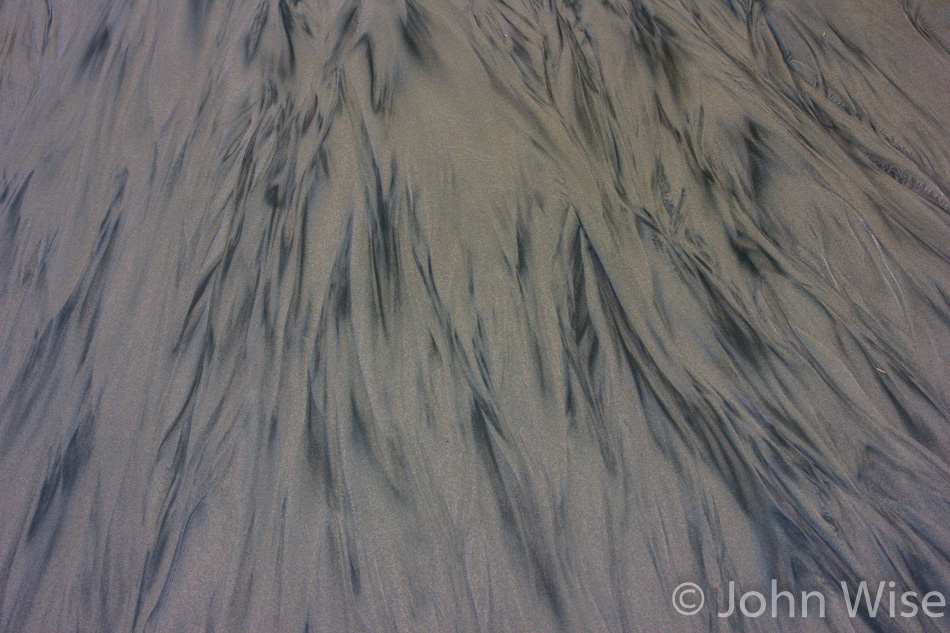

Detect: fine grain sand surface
[2, 0, 950, 631]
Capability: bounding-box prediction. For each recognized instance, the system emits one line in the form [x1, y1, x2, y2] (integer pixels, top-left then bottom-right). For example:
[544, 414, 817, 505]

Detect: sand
[1, 1, 949, 631]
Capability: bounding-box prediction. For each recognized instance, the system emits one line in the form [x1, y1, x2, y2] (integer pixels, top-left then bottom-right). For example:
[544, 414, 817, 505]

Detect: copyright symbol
[672, 583, 705, 615]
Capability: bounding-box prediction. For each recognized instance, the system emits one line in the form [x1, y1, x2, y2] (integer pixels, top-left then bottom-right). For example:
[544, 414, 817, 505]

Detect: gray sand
[1, 0, 950, 631]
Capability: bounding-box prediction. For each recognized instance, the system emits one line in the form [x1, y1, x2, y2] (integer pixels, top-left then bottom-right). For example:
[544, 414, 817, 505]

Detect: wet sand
[2, 1, 950, 631]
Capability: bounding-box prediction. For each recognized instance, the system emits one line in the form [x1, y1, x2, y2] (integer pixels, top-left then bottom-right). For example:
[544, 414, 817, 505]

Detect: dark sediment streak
[1, 1, 950, 631]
